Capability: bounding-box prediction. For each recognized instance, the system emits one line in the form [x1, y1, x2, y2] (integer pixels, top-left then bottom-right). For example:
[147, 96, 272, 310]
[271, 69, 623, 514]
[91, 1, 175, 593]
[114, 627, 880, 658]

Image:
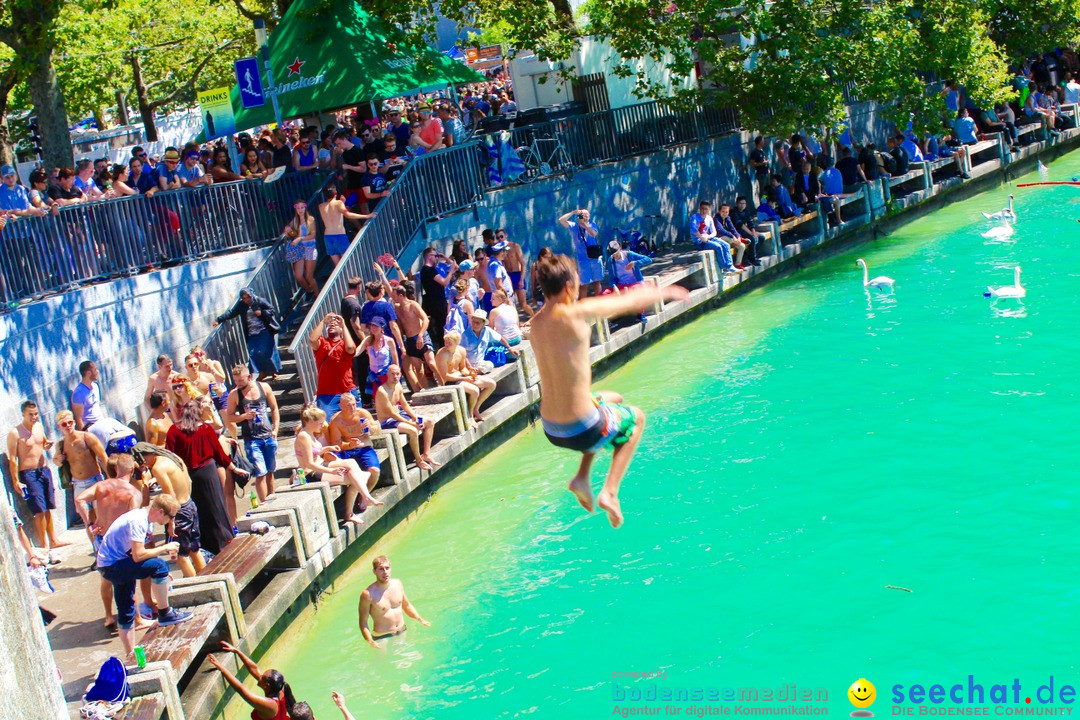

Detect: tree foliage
[985, 0, 1080, 63]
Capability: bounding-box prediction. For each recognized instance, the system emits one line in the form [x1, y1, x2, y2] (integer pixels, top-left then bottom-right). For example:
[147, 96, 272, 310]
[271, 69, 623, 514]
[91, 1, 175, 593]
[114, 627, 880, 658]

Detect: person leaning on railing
[210, 147, 244, 183]
[26, 169, 59, 214]
[240, 147, 270, 179]
[0, 165, 51, 218]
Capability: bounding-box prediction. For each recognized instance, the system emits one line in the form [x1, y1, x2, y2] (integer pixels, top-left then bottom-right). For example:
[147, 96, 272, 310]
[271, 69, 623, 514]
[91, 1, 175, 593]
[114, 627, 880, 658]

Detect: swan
[984, 265, 1025, 299]
[982, 194, 1016, 222]
[981, 223, 1015, 242]
[856, 259, 894, 290]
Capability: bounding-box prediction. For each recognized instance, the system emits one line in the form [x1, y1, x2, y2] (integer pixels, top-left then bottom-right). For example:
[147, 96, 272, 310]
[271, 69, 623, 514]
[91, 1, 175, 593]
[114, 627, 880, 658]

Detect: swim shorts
[337, 446, 380, 471]
[19, 467, 55, 514]
[172, 500, 201, 555]
[380, 418, 399, 430]
[324, 233, 350, 257]
[509, 271, 523, 291]
[405, 333, 434, 359]
[541, 394, 636, 454]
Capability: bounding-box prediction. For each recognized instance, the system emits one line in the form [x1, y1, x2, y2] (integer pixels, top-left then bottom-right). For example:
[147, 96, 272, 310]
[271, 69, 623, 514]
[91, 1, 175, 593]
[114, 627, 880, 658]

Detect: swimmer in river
[357, 555, 430, 650]
[528, 253, 688, 528]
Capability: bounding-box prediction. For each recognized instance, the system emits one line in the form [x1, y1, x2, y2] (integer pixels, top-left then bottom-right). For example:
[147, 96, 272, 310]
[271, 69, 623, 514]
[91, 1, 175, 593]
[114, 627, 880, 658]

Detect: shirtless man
[529, 254, 687, 528]
[143, 354, 175, 411]
[144, 391, 173, 447]
[434, 331, 495, 424]
[391, 282, 438, 391]
[318, 183, 374, 265]
[181, 353, 218, 397]
[374, 365, 437, 471]
[54, 409, 108, 542]
[7, 400, 66, 560]
[75, 453, 143, 631]
[357, 555, 430, 650]
[131, 442, 204, 577]
[327, 393, 383, 510]
[499, 228, 534, 317]
[189, 345, 229, 415]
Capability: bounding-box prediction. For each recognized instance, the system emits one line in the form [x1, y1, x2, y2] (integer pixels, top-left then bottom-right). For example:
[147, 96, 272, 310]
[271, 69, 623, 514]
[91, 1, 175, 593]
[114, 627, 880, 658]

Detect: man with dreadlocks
[132, 442, 204, 577]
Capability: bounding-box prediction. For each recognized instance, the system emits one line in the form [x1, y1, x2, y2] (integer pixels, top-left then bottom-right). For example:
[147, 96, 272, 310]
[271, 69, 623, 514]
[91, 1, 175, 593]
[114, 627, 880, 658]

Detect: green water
[229, 155, 1080, 719]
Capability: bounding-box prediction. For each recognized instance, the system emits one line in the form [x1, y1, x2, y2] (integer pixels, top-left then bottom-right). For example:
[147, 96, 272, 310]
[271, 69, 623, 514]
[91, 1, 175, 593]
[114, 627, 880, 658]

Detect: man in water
[318, 184, 374, 266]
[374, 364, 437, 471]
[7, 400, 67, 561]
[357, 555, 430, 649]
[529, 254, 688, 528]
[54, 409, 108, 545]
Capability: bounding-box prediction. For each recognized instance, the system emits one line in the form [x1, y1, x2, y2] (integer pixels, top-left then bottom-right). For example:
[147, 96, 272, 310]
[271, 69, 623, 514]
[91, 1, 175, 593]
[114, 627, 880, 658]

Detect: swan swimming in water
[982, 194, 1016, 222]
[984, 265, 1025, 299]
[981, 223, 1015, 242]
[856, 258, 894, 291]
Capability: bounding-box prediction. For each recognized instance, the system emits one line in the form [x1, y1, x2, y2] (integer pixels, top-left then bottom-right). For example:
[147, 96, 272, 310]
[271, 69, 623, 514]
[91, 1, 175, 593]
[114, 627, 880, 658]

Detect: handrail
[201, 171, 338, 375]
[0, 170, 331, 308]
[287, 142, 486, 401]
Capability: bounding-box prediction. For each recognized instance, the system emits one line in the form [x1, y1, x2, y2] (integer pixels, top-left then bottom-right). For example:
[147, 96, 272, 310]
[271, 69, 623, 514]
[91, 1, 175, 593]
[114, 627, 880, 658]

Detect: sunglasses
[59, 421, 75, 428]
[171, 384, 187, 391]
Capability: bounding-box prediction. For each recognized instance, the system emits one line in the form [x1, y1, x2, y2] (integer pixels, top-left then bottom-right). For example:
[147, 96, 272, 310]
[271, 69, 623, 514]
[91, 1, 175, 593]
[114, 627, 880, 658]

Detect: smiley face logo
[848, 678, 876, 716]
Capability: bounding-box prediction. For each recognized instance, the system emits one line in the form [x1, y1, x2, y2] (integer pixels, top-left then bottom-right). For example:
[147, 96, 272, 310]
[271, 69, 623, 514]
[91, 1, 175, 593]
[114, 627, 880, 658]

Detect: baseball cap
[471, 309, 488, 320]
[608, 240, 622, 253]
[368, 316, 387, 329]
[0, 165, 15, 177]
[489, 241, 507, 253]
[459, 259, 476, 271]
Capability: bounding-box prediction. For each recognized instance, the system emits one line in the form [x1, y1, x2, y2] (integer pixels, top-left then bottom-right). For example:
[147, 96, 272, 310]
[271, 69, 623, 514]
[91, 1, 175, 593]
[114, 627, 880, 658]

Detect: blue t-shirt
[73, 176, 99, 196]
[391, 122, 411, 146]
[70, 381, 102, 426]
[487, 258, 512, 296]
[155, 164, 180, 187]
[0, 183, 32, 212]
[133, 170, 157, 194]
[360, 299, 397, 328]
[176, 163, 205, 184]
[954, 116, 978, 144]
[820, 167, 844, 196]
[97, 508, 152, 568]
[568, 220, 599, 260]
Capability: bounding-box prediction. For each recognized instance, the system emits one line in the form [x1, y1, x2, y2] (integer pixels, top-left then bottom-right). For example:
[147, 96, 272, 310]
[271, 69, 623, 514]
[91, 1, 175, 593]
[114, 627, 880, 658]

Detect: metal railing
[201, 172, 338, 375]
[288, 143, 486, 401]
[0, 170, 330, 307]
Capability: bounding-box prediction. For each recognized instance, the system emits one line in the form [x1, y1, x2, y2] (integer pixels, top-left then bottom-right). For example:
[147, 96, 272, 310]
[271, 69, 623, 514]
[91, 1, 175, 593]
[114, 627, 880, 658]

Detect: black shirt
[341, 145, 365, 190]
[890, 145, 910, 175]
[271, 144, 292, 169]
[419, 266, 446, 317]
[339, 294, 364, 346]
[749, 148, 769, 175]
[857, 147, 880, 181]
[378, 148, 408, 182]
[729, 207, 757, 234]
[359, 171, 387, 211]
[48, 185, 83, 202]
[836, 156, 862, 186]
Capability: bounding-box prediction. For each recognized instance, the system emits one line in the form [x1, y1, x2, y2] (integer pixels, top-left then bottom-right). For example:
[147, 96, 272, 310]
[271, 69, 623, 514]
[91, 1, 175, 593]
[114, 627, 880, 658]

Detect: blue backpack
[84, 657, 130, 704]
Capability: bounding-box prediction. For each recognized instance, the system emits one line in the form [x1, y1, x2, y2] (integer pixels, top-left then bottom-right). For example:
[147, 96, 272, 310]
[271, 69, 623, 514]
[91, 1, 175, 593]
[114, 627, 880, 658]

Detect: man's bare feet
[368, 497, 384, 506]
[345, 516, 365, 526]
[49, 539, 71, 548]
[597, 490, 624, 529]
[568, 474, 595, 513]
[134, 615, 156, 631]
[417, 460, 433, 471]
[421, 454, 440, 467]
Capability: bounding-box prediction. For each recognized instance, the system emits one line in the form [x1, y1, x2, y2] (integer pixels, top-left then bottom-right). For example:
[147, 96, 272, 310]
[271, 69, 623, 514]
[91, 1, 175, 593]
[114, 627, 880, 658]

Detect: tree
[984, 0, 1080, 64]
[0, 0, 74, 169]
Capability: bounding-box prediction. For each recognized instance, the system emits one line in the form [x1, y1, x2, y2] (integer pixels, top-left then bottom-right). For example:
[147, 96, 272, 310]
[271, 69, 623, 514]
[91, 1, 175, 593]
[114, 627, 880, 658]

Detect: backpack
[83, 657, 130, 705]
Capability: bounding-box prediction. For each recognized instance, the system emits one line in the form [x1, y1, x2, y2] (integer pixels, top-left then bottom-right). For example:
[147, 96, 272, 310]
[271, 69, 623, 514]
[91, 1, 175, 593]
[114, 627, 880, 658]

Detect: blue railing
[201, 172, 339, 375]
[0, 170, 331, 307]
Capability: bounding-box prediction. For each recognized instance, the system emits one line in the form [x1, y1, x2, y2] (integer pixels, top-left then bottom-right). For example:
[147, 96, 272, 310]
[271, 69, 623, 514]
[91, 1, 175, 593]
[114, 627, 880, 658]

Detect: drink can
[250, 490, 259, 509]
[134, 645, 147, 669]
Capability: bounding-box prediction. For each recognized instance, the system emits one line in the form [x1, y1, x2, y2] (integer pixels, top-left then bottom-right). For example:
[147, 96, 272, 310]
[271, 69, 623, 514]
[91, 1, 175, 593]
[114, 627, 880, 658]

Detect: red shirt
[314, 336, 355, 395]
[165, 423, 232, 470]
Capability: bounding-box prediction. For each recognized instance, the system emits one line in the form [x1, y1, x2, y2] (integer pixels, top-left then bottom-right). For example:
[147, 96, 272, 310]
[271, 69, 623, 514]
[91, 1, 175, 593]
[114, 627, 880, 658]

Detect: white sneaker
[48, 550, 61, 565]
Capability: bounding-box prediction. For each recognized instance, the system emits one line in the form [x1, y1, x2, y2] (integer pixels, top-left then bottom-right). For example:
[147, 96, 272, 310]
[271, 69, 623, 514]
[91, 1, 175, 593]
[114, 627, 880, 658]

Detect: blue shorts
[380, 418, 399, 430]
[325, 233, 350, 257]
[337, 446, 380, 471]
[509, 271, 523, 291]
[19, 467, 55, 515]
[576, 256, 604, 285]
[245, 436, 278, 477]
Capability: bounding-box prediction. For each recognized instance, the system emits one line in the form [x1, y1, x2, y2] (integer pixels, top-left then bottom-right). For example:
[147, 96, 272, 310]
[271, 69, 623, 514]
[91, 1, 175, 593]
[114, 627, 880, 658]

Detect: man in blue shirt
[817, 156, 845, 227]
[0, 165, 47, 217]
[177, 151, 212, 188]
[360, 277, 405, 352]
[155, 148, 183, 191]
[689, 200, 738, 274]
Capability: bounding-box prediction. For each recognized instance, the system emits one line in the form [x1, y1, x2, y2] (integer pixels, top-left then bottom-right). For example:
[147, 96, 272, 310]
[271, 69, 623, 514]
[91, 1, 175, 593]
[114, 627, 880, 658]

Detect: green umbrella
[223, 0, 485, 131]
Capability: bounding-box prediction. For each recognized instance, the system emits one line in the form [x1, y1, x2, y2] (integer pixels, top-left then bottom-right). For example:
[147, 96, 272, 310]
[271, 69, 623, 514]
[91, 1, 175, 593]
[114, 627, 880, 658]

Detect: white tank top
[491, 305, 520, 343]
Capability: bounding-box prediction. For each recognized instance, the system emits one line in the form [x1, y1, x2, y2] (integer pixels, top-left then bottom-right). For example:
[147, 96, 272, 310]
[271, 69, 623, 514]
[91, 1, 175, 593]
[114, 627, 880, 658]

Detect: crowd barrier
[0, 170, 331, 305]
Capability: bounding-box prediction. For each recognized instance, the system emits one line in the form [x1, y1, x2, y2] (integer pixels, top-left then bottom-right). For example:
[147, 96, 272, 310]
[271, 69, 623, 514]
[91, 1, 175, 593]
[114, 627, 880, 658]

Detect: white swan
[856, 258, 894, 290]
[984, 265, 1025, 299]
[982, 194, 1016, 222]
[981, 223, 1015, 242]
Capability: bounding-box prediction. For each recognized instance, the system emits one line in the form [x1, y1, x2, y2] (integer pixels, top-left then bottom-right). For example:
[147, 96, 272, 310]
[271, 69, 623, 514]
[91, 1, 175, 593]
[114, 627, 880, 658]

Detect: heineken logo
[383, 57, 417, 69]
[266, 72, 326, 97]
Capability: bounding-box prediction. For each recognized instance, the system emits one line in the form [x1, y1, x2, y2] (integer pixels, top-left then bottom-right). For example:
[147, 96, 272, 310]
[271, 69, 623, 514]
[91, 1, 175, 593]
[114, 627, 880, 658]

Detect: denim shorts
[245, 436, 279, 477]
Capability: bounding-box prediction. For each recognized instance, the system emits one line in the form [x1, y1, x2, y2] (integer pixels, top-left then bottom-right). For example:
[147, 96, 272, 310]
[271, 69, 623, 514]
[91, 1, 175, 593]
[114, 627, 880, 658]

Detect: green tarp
[226, 0, 484, 130]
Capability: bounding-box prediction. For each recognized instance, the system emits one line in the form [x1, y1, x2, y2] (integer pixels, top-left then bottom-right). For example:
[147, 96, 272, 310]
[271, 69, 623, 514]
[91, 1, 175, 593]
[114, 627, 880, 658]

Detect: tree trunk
[93, 107, 107, 131]
[0, 116, 13, 169]
[549, 0, 577, 32]
[26, 41, 73, 169]
[131, 53, 158, 142]
[115, 90, 130, 126]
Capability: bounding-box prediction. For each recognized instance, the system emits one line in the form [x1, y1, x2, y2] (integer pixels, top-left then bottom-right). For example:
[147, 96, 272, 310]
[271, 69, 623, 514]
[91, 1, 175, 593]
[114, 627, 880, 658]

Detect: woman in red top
[207, 641, 297, 720]
[414, 104, 445, 155]
[166, 400, 235, 554]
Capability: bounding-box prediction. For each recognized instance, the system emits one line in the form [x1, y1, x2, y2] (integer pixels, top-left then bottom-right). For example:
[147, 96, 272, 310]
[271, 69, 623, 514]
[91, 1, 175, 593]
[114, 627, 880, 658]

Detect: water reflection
[990, 298, 1027, 318]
